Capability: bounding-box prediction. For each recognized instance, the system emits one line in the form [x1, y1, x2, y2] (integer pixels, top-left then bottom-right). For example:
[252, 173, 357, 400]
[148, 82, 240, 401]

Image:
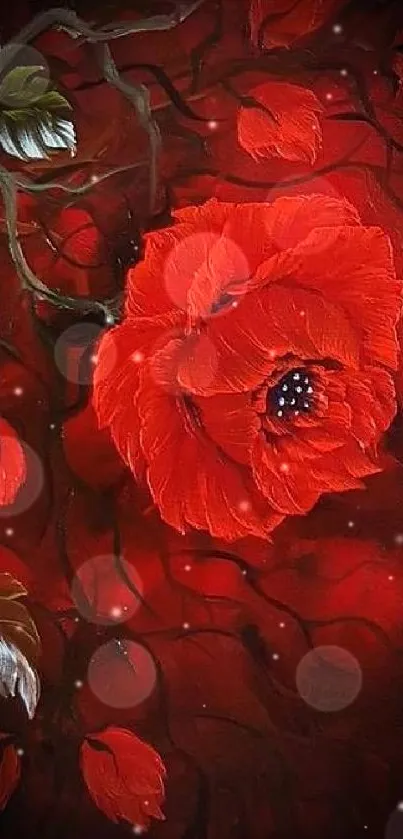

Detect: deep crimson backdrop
[1, 2, 403, 839]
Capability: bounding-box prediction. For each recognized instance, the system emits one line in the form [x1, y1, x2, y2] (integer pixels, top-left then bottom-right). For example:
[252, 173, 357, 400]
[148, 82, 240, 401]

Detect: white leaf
[0, 637, 40, 719]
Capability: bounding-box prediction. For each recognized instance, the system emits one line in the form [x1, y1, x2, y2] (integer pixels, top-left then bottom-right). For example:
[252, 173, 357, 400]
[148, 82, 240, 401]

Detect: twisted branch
[0, 2, 205, 321]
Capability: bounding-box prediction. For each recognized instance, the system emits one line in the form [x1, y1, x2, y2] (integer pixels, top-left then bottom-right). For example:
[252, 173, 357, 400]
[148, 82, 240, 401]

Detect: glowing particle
[5, 528, 14, 537]
[131, 351, 144, 364]
[208, 120, 218, 130]
[333, 23, 343, 34]
[13, 387, 23, 396]
[239, 499, 251, 512]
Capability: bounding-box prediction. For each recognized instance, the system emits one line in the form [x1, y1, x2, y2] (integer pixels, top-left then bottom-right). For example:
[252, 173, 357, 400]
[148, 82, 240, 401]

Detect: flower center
[269, 368, 314, 418]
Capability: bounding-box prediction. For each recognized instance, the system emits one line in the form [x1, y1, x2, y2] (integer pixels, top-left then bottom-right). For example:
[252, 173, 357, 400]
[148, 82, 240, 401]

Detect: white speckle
[13, 387, 23, 396]
[279, 397, 285, 407]
[202, 702, 207, 709]
[333, 23, 343, 34]
[208, 120, 218, 130]
[373, 69, 378, 75]
[5, 528, 14, 537]
[277, 410, 283, 418]
[279, 622, 285, 628]
[49, 423, 56, 430]
[340, 68, 348, 77]
[282, 384, 288, 392]
[395, 533, 403, 545]
[307, 386, 313, 394]
[293, 373, 300, 381]
[242, 569, 247, 576]
[397, 801, 403, 811]
[299, 310, 305, 317]
[131, 351, 144, 364]
[183, 622, 190, 630]
[304, 377, 309, 384]
[110, 606, 123, 620]
[75, 680, 83, 689]
[90, 354, 98, 365]
[184, 564, 191, 572]
[294, 410, 300, 416]
[326, 93, 333, 101]
[90, 175, 99, 184]
[16, 748, 24, 756]
[348, 521, 355, 528]
[272, 653, 280, 661]
[388, 575, 395, 581]
[303, 401, 309, 409]
[280, 462, 289, 473]
[296, 386, 302, 393]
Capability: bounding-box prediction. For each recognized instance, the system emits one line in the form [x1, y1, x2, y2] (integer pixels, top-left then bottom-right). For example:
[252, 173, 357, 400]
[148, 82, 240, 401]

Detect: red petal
[251, 435, 320, 514]
[195, 392, 260, 465]
[0, 744, 20, 810]
[263, 194, 361, 252]
[137, 349, 281, 540]
[0, 420, 26, 507]
[237, 81, 323, 164]
[270, 225, 401, 369]
[80, 727, 166, 829]
[93, 316, 178, 481]
[249, 0, 346, 50]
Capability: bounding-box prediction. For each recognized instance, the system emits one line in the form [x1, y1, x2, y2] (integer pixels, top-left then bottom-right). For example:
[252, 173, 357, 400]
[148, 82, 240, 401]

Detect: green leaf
[0, 65, 47, 106]
[0, 66, 76, 161]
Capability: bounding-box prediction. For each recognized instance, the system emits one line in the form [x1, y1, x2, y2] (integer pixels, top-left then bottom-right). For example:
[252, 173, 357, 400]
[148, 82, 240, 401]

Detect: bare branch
[6, 5, 206, 214]
[14, 160, 148, 195]
[0, 164, 121, 323]
[0, 5, 206, 316]
[11, 2, 206, 44]
[96, 43, 160, 213]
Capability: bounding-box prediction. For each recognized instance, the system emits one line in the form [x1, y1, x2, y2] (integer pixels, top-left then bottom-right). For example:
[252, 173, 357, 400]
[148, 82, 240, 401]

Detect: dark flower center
[268, 368, 314, 418]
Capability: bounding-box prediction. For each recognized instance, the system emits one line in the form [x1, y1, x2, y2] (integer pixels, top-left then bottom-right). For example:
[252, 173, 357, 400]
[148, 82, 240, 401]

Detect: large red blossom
[93, 195, 401, 542]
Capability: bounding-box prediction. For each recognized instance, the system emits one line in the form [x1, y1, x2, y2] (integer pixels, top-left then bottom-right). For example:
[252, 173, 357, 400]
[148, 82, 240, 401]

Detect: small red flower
[237, 81, 323, 164]
[0, 420, 26, 507]
[93, 195, 401, 542]
[0, 741, 20, 810]
[249, 0, 347, 50]
[80, 727, 166, 830]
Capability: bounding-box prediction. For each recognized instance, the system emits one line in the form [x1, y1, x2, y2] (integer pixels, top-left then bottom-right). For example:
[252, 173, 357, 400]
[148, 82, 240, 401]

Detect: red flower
[93, 195, 401, 542]
[249, 0, 347, 50]
[0, 420, 26, 507]
[0, 741, 20, 810]
[80, 727, 166, 830]
[237, 81, 323, 164]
